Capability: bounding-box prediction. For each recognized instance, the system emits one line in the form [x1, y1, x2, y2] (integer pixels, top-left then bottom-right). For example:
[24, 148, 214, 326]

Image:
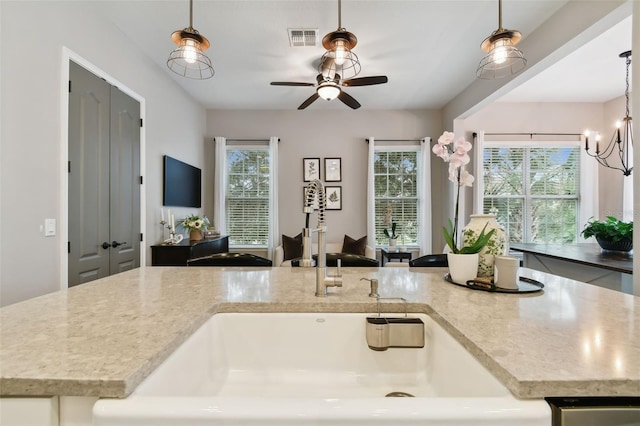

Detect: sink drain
[385, 391, 415, 397]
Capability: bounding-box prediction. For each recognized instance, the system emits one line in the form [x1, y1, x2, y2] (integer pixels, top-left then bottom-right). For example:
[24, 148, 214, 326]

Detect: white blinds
[481, 139, 584, 243]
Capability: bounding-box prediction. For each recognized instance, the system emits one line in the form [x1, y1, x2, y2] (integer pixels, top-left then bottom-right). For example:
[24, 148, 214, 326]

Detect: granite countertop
[1, 266, 638, 400]
[510, 243, 633, 274]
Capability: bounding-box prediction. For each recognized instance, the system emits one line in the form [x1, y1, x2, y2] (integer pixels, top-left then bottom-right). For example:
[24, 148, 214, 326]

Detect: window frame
[480, 138, 593, 244]
[372, 145, 421, 247]
[224, 144, 271, 249]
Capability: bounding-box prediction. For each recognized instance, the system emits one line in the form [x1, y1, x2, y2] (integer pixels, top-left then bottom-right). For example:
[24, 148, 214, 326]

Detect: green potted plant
[383, 222, 399, 250]
[581, 216, 633, 252]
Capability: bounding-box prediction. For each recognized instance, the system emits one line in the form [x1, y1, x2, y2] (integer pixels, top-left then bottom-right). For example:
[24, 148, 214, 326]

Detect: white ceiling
[498, 14, 633, 103]
[95, 1, 633, 111]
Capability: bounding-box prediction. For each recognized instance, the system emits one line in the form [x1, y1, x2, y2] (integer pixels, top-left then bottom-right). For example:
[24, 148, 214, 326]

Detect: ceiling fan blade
[342, 76, 388, 87]
[338, 91, 361, 110]
[271, 82, 315, 87]
[298, 93, 320, 110]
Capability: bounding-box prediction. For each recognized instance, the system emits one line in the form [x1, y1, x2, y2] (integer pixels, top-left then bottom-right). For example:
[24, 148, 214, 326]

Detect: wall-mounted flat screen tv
[163, 155, 201, 207]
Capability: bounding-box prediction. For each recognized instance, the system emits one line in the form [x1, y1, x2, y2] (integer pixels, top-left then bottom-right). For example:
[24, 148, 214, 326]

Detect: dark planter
[595, 236, 633, 252]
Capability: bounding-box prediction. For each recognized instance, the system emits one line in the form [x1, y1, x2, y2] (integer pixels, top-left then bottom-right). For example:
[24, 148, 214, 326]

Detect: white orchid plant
[382, 203, 399, 239]
[433, 131, 495, 254]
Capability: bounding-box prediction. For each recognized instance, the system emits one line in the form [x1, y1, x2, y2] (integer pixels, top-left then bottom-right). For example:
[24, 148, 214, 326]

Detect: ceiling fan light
[319, 49, 361, 81]
[334, 39, 348, 65]
[317, 84, 341, 100]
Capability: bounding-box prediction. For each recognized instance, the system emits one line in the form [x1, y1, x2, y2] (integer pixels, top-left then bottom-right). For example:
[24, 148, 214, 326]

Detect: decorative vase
[462, 214, 507, 277]
[189, 230, 203, 241]
[447, 253, 480, 284]
[389, 238, 397, 251]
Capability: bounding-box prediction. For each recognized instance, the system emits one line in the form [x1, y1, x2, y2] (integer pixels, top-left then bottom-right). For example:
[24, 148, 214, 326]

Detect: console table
[380, 248, 412, 266]
[151, 236, 229, 266]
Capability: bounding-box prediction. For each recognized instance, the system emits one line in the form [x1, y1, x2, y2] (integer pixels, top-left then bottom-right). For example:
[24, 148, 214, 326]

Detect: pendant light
[476, 0, 527, 79]
[167, 0, 214, 80]
[319, 0, 361, 81]
[584, 51, 633, 176]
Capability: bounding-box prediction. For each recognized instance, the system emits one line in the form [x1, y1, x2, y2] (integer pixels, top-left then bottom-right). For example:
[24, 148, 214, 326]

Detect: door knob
[111, 241, 126, 248]
[101, 242, 111, 250]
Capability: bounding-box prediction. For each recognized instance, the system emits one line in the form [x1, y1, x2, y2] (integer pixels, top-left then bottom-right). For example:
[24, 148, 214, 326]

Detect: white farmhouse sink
[93, 313, 550, 425]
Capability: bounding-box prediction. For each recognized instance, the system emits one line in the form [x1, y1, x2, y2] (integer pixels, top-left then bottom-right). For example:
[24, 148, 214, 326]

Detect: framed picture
[303, 186, 320, 211]
[325, 186, 342, 210]
[324, 157, 342, 182]
[303, 158, 321, 182]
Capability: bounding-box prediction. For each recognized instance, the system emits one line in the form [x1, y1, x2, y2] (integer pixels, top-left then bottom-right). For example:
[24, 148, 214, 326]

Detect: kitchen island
[510, 243, 633, 294]
[1, 266, 638, 423]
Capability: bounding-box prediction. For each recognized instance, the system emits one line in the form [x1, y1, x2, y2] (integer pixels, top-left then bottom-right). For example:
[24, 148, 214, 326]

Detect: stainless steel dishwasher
[546, 397, 640, 425]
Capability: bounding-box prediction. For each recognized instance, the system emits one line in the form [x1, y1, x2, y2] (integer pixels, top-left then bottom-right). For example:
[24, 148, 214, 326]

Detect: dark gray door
[109, 86, 141, 274]
[68, 62, 141, 287]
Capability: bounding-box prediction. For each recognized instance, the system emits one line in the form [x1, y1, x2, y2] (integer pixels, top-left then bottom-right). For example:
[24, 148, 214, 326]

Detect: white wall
[0, 1, 206, 306]
[205, 109, 442, 253]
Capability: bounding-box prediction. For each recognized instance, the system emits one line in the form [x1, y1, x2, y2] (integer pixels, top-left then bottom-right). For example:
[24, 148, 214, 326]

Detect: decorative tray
[444, 273, 544, 294]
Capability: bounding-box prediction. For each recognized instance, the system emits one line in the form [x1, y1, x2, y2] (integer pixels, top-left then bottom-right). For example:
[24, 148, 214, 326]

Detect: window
[225, 148, 270, 246]
[373, 149, 419, 246]
[482, 143, 581, 244]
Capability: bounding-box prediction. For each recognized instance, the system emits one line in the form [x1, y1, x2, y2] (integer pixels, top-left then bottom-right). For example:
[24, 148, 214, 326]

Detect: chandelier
[584, 50, 633, 176]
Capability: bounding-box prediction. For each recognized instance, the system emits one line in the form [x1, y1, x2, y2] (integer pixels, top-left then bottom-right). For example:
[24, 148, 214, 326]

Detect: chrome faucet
[303, 180, 343, 297]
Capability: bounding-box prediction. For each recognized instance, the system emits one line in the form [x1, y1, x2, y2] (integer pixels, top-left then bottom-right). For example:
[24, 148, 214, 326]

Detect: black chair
[409, 254, 448, 267]
[187, 252, 272, 267]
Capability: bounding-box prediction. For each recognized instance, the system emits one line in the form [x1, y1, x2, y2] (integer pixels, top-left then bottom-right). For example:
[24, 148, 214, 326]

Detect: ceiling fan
[271, 0, 388, 110]
[270, 73, 388, 110]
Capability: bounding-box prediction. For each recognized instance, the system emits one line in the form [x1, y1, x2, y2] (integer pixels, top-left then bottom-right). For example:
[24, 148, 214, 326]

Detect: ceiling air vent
[288, 28, 319, 47]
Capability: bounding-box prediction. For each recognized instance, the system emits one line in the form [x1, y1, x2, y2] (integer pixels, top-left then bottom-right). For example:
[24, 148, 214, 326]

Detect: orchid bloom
[449, 138, 471, 167]
[432, 143, 450, 161]
[459, 169, 475, 187]
[438, 131, 455, 146]
[433, 131, 476, 253]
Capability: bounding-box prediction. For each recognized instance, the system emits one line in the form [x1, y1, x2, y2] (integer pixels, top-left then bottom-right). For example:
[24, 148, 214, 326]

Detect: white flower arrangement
[181, 214, 210, 232]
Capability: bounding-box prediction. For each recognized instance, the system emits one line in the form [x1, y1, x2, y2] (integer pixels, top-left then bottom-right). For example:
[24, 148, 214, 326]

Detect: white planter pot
[447, 253, 479, 284]
[462, 214, 507, 277]
[389, 238, 397, 250]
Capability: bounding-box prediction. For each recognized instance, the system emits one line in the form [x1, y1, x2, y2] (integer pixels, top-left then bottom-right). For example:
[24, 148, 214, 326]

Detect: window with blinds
[483, 145, 580, 243]
[225, 148, 270, 246]
[374, 149, 419, 246]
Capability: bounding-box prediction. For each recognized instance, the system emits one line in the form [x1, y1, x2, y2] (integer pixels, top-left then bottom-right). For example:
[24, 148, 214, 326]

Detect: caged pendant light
[319, 0, 361, 81]
[167, 0, 214, 80]
[476, 0, 527, 79]
[584, 51, 633, 176]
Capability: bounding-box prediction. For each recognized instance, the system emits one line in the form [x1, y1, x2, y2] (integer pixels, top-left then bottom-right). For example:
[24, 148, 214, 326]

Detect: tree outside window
[374, 150, 418, 246]
[483, 145, 580, 244]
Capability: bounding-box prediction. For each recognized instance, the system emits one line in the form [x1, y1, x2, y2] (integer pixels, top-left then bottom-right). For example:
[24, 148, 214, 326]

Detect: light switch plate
[44, 219, 56, 237]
